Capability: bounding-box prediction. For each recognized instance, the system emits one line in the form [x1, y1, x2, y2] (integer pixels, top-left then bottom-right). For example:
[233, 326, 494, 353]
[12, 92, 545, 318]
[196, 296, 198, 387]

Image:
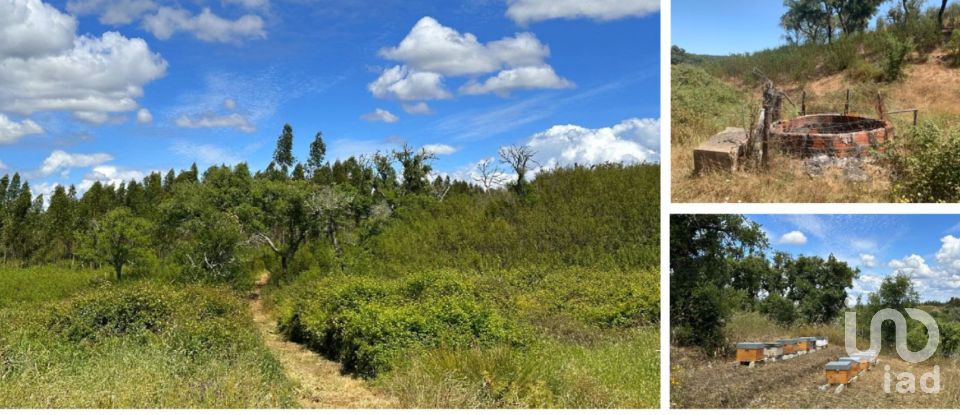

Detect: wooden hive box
[841, 356, 868, 373]
[800, 337, 817, 351]
[777, 339, 797, 354]
[794, 338, 809, 352]
[735, 342, 766, 363]
[763, 342, 783, 359]
[826, 360, 855, 385]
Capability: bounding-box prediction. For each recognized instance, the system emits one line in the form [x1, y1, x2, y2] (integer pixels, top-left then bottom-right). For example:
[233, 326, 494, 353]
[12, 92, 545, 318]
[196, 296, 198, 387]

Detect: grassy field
[672, 42, 960, 203]
[0, 265, 298, 408]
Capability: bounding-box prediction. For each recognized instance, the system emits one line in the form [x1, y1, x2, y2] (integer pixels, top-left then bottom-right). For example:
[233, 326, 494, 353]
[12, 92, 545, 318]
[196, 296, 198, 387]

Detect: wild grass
[0, 273, 298, 408]
[0, 265, 108, 307]
[377, 328, 659, 408]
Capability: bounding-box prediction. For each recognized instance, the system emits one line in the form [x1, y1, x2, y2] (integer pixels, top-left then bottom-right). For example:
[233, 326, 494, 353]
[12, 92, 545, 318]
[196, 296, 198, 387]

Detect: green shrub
[949, 30, 960, 66]
[671, 64, 748, 146]
[888, 122, 960, 202]
[847, 59, 883, 82]
[277, 271, 518, 377]
[880, 33, 912, 82]
[760, 294, 798, 326]
[50, 283, 173, 342]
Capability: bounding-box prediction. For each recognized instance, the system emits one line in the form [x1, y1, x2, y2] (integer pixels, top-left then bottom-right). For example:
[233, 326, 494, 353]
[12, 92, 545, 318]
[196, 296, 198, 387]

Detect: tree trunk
[940, 0, 949, 29]
[114, 262, 123, 281]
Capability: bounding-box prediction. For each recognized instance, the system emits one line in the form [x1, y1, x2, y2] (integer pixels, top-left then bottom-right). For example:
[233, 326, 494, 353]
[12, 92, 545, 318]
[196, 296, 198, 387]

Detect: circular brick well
[770, 114, 894, 158]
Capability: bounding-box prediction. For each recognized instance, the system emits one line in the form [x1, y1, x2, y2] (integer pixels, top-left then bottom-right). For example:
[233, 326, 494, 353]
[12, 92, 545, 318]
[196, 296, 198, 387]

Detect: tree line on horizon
[0, 123, 549, 282]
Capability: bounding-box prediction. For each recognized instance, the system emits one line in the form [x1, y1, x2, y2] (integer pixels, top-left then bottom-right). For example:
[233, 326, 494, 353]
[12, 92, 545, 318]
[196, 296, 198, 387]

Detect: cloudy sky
[748, 215, 960, 303]
[0, 0, 660, 196]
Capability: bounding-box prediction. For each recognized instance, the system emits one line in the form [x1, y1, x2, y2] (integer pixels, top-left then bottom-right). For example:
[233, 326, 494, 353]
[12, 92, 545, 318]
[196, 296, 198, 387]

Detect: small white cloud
[422, 143, 457, 155]
[402, 102, 432, 115]
[0, 160, 7, 170]
[223, 98, 237, 110]
[79, 165, 146, 192]
[937, 235, 960, 272]
[136, 108, 153, 124]
[66, 0, 157, 25]
[175, 113, 255, 132]
[460, 65, 574, 96]
[73, 111, 111, 124]
[143, 7, 266, 43]
[778, 231, 808, 245]
[368, 65, 451, 101]
[360, 108, 400, 123]
[506, 0, 659, 24]
[889, 254, 938, 278]
[39, 150, 114, 176]
[859, 253, 877, 268]
[0, 114, 44, 144]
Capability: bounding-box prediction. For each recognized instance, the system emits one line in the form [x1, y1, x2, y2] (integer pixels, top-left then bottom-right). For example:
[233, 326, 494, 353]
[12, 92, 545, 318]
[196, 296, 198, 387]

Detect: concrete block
[693, 127, 748, 175]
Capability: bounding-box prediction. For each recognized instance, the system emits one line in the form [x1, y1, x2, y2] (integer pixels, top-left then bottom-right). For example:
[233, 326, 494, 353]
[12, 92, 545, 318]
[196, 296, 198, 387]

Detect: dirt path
[249, 272, 397, 408]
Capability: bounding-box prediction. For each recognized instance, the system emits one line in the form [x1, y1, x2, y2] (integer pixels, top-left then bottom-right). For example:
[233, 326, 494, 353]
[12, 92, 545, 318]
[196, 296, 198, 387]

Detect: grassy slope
[267, 164, 661, 408]
[0, 265, 298, 408]
[672, 37, 960, 203]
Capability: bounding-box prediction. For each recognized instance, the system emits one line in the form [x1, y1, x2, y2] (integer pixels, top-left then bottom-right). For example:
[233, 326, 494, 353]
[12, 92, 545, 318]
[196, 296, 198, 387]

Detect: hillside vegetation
[0, 125, 659, 408]
[672, 2, 960, 203]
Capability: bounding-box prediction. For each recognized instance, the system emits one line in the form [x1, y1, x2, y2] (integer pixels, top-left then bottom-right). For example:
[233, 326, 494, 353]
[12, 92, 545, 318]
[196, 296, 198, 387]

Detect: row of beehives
[825, 350, 879, 386]
[736, 336, 829, 366]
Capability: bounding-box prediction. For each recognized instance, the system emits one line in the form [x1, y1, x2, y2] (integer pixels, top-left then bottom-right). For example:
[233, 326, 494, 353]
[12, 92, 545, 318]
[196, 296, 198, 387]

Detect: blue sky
[748, 215, 960, 303]
[0, 0, 659, 196]
[673, 0, 944, 55]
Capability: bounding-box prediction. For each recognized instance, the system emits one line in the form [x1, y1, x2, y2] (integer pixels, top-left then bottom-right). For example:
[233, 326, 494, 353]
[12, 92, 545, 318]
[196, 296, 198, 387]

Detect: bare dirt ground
[672, 346, 960, 409]
[249, 272, 397, 408]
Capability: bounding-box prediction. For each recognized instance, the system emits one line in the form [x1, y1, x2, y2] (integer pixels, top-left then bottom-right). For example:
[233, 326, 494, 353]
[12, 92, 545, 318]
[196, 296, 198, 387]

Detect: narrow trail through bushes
[248, 271, 396, 409]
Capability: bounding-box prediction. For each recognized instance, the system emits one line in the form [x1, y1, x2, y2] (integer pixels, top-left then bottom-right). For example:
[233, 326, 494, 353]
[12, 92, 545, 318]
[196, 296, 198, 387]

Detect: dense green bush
[888, 122, 960, 202]
[51, 284, 173, 342]
[276, 271, 518, 377]
[671, 64, 748, 146]
[880, 33, 912, 82]
[760, 294, 798, 326]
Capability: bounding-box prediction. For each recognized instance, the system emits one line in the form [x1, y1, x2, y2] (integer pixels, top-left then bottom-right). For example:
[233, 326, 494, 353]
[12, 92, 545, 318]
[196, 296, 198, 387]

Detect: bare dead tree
[498, 145, 537, 194]
[474, 158, 506, 191]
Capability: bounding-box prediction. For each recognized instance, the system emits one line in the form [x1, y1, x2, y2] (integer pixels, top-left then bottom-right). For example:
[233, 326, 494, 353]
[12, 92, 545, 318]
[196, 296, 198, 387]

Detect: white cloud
[223, 98, 237, 110]
[1, 0, 77, 59]
[779, 231, 808, 245]
[143, 7, 266, 43]
[859, 253, 877, 268]
[0, 0, 167, 120]
[361, 108, 400, 123]
[39, 150, 114, 176]
[79, 165, 145, 192]
[524, 118, 660, 171]
[402, 102, 432, 115]
[460, 65, 573, 96]
[506, 0, 659, 24]
[73, 111, 110, 124]
[136, 108, 153, 124]
[422, 144, 457, 155]
[888, 254, 938, 278]
[0, 114, 44, 144]
[0, 160, 7, 170]
[66, 0, 157, 25]
[373, 16, 569, 99]
[175, 113, 255, 132]
[380, 17, 549, 76]
[368, 65, 451, 101]
[936, 235, 960, 272]
[171, 142, 241, 165]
